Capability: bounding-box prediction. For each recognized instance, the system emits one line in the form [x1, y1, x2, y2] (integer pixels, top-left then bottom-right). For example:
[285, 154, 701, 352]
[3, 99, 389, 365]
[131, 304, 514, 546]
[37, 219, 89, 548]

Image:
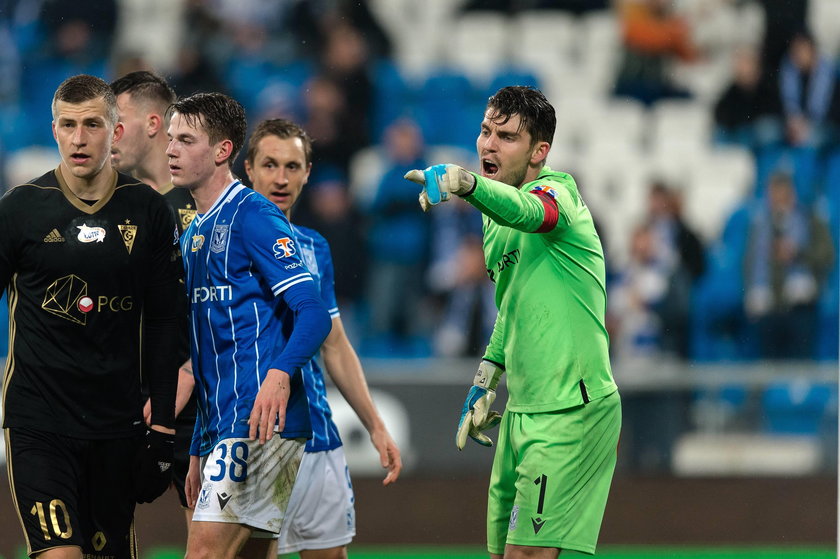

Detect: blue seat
[762, 381, 835, 435]
[416, 69, 480, 149]
[689, 203, 758, 362]
[483, 67, 542, 98]
[371, 59, 415, 143]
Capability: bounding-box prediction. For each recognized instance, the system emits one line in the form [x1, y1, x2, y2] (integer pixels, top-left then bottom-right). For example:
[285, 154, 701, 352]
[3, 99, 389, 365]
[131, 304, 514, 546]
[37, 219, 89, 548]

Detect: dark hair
[246, 119, 313, 166]
[485, 86, 556, 146]
[168, 92, 247, 166]
[110, 71, 176, 112]
[52, 74, 118, 125]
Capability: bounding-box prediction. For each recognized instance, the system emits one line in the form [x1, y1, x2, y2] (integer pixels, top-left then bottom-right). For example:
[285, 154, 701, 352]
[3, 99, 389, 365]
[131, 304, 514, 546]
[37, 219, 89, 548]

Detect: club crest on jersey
[179, 206, 197, 231]
[191, 234, 205, 252]
[76, 224, 106, 243]
[118, 222, 137, 254]
[531, 185, 558, 199]
[210, 224, 229, 254]
[273, 237, 296, 259]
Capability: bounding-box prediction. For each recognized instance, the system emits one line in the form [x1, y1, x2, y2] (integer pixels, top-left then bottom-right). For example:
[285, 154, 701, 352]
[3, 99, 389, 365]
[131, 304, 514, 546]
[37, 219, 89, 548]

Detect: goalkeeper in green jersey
[405, 86, 621, 558]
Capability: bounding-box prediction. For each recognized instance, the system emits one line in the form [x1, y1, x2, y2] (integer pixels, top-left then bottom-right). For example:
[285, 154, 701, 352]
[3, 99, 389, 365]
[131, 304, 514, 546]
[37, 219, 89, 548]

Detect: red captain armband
[529, 185, 559, 233]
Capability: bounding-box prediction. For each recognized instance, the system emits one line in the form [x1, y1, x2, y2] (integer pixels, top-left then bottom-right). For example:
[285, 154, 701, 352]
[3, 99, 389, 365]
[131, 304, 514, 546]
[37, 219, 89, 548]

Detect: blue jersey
[289, 225, 342, 453]
[182, 181, 316, 456]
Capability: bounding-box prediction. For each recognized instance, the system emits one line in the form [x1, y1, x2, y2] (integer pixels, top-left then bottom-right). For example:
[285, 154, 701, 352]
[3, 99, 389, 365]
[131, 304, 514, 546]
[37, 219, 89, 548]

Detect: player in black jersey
[0, 74, 183, 559]
[110, 70, 197, 527]
[110, 70, 197, 232]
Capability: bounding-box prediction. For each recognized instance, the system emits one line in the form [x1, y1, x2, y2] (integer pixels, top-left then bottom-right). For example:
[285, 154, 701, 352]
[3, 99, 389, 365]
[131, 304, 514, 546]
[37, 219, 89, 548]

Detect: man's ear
[530, 141, 550, 165]
[215, 139, 234, 166]
[147, 113, 163, 137]
[112, 121, 125, 144]
[244, 158, 254, 182]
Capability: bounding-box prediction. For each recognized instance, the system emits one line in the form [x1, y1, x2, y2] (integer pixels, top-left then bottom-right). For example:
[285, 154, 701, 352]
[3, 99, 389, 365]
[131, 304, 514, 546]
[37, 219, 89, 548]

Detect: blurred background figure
[644, 181, 706, 359]
[426, 197, 496, 358]
[713, 45, 784, 150]
[296, 173, 369, 346]
[608, 222, 671, 360]
[362, 118, 431, 356]
[613, 0, 700, 106]
[609, 181, 705, 360]
[778, 28, 839, 150]
[744, 172, 834, 359]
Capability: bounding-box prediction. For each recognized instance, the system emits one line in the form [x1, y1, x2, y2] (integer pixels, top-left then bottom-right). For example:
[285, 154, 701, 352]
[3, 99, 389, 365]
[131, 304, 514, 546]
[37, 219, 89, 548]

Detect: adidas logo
[43, 229, 65, 243]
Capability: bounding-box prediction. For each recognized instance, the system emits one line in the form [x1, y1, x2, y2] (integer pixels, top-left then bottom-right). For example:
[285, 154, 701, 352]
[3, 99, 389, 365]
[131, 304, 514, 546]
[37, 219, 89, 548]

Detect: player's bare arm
[321, 316, 403, 485]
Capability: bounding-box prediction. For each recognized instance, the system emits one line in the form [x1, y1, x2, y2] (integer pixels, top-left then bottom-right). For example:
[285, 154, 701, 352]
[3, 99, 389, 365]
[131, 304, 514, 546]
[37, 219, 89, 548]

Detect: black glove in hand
[134, 429, 175, 504]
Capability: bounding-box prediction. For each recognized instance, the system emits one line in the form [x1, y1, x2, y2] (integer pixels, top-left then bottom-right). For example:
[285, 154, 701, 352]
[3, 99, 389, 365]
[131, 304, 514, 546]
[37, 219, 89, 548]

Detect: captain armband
[528, 186, 560, 233]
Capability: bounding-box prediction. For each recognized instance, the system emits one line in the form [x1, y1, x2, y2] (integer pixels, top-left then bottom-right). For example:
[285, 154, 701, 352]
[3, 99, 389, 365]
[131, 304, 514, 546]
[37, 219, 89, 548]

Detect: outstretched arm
[322, 316, 402, 485]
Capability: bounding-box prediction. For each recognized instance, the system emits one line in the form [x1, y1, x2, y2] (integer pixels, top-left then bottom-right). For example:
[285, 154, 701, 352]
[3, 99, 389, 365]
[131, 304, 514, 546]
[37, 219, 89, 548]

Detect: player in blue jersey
[244, 118, 402, 558]
[166, 93, 332, 559]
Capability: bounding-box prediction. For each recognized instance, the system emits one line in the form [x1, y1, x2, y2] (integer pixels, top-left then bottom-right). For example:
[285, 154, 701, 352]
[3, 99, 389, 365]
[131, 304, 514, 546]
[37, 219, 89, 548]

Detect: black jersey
[157, 181, 196, 424]
[0, 168, 183, 438]
[159, 182, 197, 236]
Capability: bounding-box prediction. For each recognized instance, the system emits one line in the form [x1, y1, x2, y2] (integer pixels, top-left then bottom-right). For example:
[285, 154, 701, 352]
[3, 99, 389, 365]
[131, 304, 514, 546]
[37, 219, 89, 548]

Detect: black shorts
[5, 427, 142, 558]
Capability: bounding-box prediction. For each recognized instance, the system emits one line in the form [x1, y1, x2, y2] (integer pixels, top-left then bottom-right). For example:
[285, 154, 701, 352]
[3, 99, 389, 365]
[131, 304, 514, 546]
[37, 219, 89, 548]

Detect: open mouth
[482, 159, 499, 178]
[71, 153, 90, 164]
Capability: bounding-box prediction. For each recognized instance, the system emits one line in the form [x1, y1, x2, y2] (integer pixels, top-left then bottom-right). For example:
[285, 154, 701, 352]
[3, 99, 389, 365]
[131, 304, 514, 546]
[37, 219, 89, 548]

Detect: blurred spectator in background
[608, 223, 670, 359]
[713, 45, 783, 150]
[646, 182, 706, 358]
[296, 174, 369, 343]
[778, 29, 839, 150]
[744, 172, 834, 359]
[291, 0, 392, 60]
[613, 0, 699, 106]
[38, 0, 117, 63]
[169, 1, 227, 97]
[426, 198, 496, 358]
[18, 0, 117, 146]
[756, 0, 809, 111]
[302, 23, 374, 175]
[611, 182, 705, 359]
[364, 119, 430, 354]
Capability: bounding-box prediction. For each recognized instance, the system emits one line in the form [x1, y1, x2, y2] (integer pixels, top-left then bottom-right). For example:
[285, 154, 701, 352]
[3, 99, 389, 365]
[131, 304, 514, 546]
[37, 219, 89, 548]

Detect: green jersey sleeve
[466, 166, 617, 413]
[483, 306, 507, 366]
[466, 169, 582, 234]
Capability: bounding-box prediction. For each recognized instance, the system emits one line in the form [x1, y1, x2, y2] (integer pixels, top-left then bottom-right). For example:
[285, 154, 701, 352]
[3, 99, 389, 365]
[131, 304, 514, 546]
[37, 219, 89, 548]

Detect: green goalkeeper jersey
[466, 166, 617, 413]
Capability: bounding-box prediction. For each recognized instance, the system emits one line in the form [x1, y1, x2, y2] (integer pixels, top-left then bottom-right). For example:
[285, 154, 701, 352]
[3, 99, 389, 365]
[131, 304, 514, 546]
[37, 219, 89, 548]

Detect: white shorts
[193, 435, 305, 534]
[277, 447, 356, 553]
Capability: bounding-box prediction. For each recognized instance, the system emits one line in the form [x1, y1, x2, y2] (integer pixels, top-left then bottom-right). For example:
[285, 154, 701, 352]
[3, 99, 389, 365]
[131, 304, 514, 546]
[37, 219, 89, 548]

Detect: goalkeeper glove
[456, 360, 504, 450]
[404, 164, 476, 212]
[133, 428, 175, 503]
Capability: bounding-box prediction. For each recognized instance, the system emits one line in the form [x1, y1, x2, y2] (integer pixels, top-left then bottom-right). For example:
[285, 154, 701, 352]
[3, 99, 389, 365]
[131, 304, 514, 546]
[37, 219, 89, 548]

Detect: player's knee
[186, 539, 228, 559]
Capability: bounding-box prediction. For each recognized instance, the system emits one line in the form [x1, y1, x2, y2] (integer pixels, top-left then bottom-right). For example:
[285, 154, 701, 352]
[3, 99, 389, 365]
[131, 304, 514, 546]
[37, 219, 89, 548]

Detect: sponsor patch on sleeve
[273, 237, 296, 259]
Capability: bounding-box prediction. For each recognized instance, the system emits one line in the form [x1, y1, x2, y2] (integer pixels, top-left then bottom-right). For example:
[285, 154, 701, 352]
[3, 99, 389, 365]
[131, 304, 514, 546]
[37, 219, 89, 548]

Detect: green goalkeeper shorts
[487, 389, 621, 555]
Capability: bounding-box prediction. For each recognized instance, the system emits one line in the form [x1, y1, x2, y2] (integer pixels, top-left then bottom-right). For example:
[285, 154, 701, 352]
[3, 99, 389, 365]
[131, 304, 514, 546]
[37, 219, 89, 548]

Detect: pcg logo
[42, 275, 134, 325]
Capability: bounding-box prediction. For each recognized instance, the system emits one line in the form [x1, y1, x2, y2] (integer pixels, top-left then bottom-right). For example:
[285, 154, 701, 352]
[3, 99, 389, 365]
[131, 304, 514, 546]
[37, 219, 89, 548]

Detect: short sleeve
[241, 202, 313, 296]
